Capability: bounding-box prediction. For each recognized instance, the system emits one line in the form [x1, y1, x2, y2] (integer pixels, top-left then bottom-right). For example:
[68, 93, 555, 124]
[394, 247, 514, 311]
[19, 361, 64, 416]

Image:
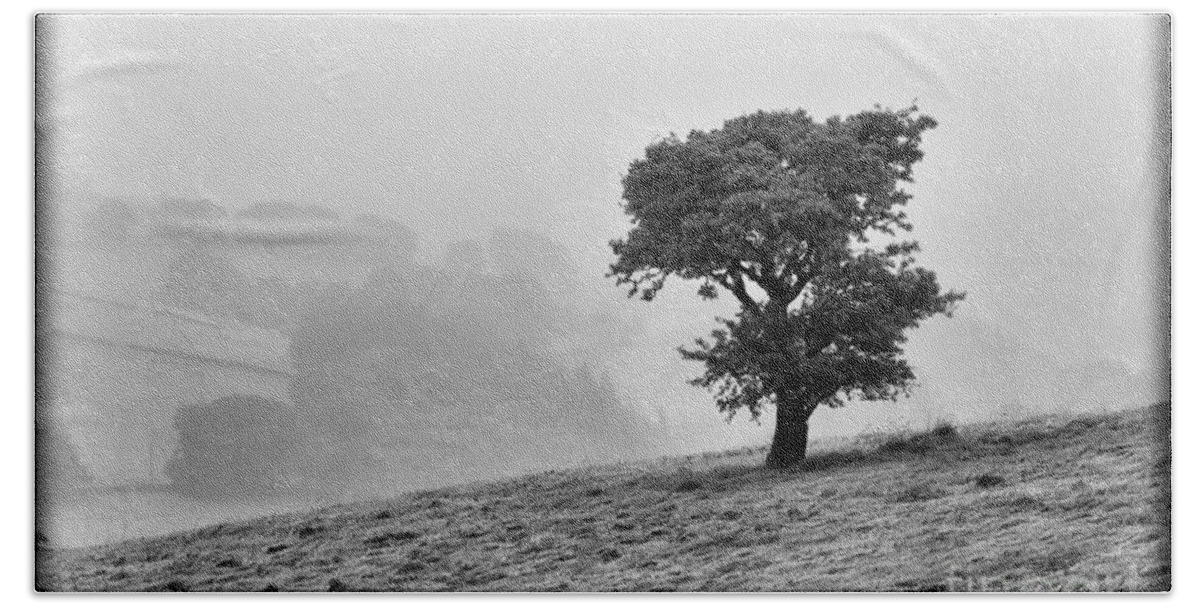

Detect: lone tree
[609, 106, 965, 468]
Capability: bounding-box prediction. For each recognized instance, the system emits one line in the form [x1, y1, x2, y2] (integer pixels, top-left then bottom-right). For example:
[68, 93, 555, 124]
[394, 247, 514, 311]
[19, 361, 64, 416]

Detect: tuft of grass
[786, 505, 819, 521]
[986, 491, 1045, 511]
[975, 473, 1006, 489]
[295, 525, 323, 538]
[597, 547, 622, 562]
[395, 561, 426, 575]
[893, 482, 949, 503]
[894, 579, 949, 592]
[148, 579, 189, 592]
[363, 530, 421, 548]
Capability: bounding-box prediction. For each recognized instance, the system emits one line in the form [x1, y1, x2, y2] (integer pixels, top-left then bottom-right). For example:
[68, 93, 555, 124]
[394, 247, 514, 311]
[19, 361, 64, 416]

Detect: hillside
[36, 403, 1170, 592]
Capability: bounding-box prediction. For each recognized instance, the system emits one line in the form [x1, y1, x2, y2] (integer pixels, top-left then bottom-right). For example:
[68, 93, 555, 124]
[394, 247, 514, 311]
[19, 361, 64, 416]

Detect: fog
[36, 14, 1169, 547]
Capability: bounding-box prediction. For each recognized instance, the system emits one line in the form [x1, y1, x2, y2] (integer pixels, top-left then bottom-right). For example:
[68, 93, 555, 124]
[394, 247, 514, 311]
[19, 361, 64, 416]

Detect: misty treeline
[279, 229, 656, 498]
[72, 198, 660, 499]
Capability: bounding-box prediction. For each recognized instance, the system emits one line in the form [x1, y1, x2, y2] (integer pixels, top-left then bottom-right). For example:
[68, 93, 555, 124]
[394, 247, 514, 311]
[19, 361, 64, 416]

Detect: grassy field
[36, 403, 1170, 592]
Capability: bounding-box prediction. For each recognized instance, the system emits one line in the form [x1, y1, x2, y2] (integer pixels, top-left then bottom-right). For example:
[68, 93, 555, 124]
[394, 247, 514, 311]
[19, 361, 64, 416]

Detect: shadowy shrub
[879, 422, 961, 456]
[165, 394, 310, 499]
[930, 420, 958, 437]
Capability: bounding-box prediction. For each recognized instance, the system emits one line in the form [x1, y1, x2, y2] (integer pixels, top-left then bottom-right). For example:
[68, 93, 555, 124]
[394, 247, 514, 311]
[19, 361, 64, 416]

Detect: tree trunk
[764, 392, 814, 469]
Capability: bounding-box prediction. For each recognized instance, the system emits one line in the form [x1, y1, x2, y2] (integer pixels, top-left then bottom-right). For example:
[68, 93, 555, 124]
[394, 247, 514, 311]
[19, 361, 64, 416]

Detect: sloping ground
[37, 403, 1170, 592]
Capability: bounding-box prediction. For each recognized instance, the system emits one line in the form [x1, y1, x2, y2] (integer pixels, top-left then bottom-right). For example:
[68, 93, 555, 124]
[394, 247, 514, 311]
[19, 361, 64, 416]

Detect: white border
[6, 2, 1190, 606]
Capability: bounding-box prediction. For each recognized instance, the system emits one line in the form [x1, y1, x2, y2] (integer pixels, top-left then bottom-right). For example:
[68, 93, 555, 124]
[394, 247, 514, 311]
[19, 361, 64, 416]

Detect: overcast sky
[38, 14, 1169, 439]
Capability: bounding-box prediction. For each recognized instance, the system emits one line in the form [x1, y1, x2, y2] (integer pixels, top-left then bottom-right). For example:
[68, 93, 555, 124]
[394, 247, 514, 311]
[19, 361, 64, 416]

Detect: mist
[36, 14, 1168, 547]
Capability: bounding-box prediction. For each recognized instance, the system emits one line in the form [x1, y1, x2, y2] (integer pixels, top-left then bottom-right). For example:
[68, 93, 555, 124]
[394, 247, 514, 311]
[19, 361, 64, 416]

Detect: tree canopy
[609, 106, 964, 467]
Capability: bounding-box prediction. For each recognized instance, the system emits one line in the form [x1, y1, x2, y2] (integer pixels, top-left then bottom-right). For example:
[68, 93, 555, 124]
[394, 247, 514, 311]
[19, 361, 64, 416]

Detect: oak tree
[610, 106, 964, 468]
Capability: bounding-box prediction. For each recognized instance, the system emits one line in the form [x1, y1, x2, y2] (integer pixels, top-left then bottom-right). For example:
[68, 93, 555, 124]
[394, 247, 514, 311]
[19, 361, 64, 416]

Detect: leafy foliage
[610, 106, 964, 423]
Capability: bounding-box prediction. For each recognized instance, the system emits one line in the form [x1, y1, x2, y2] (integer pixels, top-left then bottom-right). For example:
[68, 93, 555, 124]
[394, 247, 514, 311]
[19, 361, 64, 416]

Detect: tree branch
[717, 267, 760, 312]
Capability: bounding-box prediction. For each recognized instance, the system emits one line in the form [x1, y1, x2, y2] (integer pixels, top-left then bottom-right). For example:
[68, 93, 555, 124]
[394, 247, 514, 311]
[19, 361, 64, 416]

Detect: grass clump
[147, 579, 189, 592]
[673, 477, 705, 493]
[893, 482, 949, 503]
[975, 473, 1006, 489]
[364, 530, 421, 548]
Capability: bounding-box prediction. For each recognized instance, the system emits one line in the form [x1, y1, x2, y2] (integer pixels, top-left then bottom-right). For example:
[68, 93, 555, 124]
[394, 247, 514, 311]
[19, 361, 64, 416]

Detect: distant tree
[34, 420, 93, 494]
[166, 394, 310, 497]
[609, 106, 965, 468]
